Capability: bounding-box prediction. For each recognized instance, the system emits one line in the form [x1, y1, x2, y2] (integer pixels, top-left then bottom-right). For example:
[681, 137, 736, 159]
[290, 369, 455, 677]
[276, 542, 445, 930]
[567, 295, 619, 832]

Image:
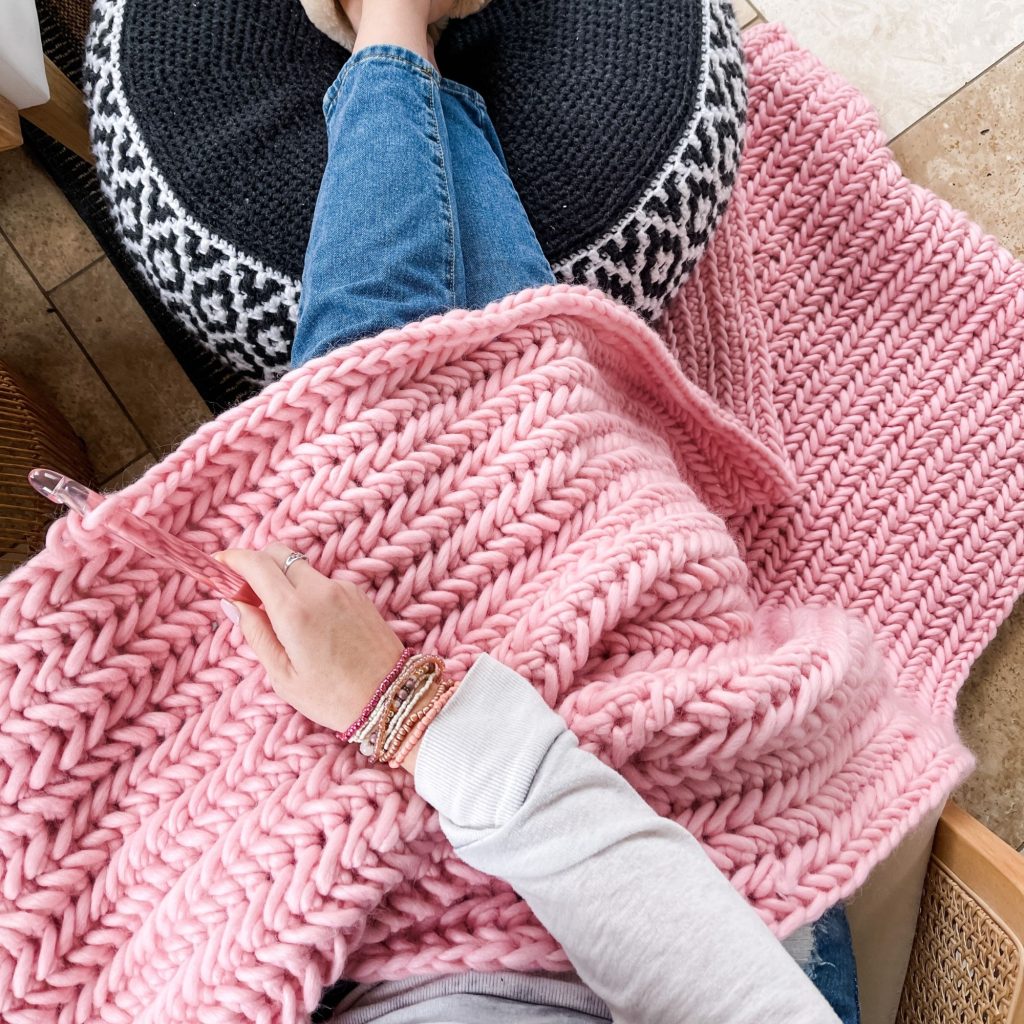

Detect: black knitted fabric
[438, 1, 704, 266]
[85, 0, 747, 384]
[119, 0, 335, 281]
[118, 0, 703, 278]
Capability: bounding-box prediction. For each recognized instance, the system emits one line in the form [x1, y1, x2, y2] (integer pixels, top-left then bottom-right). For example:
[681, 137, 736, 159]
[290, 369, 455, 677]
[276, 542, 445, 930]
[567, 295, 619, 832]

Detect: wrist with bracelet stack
[341, 648, 460, 768]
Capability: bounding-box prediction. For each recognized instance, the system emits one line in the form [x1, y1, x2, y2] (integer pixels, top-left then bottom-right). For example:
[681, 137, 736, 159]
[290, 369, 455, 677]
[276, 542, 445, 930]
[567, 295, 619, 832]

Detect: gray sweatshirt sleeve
[414, 655, 841, 1024]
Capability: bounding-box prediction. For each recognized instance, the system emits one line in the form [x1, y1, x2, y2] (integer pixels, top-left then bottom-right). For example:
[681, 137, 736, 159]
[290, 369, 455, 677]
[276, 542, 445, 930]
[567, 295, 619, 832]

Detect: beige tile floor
[0, 147, 210, 486]
[754, 0, 1024, 139]
[3, 7, 1024, 849]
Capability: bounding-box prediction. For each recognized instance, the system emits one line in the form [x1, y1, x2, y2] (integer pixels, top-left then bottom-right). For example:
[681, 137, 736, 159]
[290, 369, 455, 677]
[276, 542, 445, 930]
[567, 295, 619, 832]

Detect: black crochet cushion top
[86, 0, 746, 383]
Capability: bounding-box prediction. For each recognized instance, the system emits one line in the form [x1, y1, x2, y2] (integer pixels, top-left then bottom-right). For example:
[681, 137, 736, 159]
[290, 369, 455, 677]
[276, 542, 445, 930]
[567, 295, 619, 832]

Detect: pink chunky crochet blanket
[2, 25, 1023, 1023]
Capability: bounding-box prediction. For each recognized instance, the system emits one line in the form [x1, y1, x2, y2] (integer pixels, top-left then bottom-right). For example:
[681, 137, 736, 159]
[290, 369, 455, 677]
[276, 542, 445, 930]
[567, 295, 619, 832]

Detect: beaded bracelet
[373, 662, 439, 762]
[354, 660, 432, 756]
[354, 661, 418, 745]
[339, 649, 459, 767]
[380, 668, 437, 752]
[352, 654, 444, 762]
[352, 666, 413, 745]
[339, 647, 413, 742]
[388, 679, 460, 769]
[388, 671, 454, 746]
[386, 674, 456, 766]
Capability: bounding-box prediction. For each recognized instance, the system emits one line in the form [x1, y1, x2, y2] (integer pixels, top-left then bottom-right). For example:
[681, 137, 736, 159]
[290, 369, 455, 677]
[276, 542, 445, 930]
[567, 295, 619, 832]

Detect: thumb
[223, 599, 291, 682]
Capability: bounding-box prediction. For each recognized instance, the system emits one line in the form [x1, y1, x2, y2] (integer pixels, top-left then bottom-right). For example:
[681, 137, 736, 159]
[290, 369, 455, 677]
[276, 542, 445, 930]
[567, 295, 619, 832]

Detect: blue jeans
[804, 905, 861, 1023]
[292, 45, 556, 367]
[294, 45, 860, 1024]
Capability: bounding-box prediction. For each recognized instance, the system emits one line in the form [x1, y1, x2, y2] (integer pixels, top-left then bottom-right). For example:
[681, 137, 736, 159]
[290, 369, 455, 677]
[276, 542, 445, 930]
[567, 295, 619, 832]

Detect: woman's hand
[216, 543, 408, 760]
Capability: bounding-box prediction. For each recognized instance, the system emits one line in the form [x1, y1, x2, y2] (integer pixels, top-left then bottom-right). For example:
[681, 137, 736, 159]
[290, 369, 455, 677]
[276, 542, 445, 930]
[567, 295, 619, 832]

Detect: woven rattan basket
[0, 361, 93, 573]
[897, 802, 1024, 1024]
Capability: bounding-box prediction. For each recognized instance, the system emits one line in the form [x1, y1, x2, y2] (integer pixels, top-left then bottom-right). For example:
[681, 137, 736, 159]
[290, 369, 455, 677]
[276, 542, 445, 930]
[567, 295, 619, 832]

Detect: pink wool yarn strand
[2, 24, 1022, 1024]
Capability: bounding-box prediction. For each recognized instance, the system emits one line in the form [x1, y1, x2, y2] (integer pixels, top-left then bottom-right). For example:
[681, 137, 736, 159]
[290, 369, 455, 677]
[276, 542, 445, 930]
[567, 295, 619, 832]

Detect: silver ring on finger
[281, 551, 308, 577]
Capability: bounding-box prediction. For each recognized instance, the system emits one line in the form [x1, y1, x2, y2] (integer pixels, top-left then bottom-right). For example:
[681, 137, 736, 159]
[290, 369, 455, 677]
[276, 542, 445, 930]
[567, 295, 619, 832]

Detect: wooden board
[0, 94, 23, 153]
[20, 58, 93, 163]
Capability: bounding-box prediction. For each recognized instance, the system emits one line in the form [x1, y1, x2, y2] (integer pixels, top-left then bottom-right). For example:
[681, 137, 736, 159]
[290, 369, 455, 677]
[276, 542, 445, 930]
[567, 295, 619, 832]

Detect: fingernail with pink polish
[220, 598, 240, 624]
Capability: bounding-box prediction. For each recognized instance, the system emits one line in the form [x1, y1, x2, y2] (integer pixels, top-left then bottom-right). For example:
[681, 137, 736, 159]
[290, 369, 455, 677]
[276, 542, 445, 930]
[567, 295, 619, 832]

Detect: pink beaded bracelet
[339, 647, 414, 742]
[388, 678, 460, 769]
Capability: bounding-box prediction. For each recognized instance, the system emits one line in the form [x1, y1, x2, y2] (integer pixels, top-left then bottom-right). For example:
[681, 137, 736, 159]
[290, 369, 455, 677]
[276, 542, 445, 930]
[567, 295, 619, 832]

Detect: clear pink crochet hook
[28, 467, 260, 606]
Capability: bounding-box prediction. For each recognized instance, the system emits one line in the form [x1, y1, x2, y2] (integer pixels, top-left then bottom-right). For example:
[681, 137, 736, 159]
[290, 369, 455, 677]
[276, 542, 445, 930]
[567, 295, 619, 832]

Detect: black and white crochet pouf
[84, 0, 745, 385]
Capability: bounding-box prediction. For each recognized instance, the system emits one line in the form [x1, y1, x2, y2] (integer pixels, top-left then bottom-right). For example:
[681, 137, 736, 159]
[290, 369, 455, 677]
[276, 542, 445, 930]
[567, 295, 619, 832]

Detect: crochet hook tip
[28, 467, 95, 515]
[28, 467, 66, 503]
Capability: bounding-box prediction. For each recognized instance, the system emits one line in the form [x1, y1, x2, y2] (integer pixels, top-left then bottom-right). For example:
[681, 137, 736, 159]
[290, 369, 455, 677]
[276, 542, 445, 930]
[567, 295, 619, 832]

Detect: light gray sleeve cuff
[413, 654, 569, 832]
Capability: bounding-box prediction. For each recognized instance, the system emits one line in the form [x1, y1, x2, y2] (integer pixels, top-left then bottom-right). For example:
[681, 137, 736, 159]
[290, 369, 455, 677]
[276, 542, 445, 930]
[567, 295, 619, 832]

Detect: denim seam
[325, 49, 438, 119]
[343, 51, 436, 86]
[424, 77, 458, 306]
[439, 78, 488, 115]
[323, 47, 486, 122]
[323, 79, 342, 120]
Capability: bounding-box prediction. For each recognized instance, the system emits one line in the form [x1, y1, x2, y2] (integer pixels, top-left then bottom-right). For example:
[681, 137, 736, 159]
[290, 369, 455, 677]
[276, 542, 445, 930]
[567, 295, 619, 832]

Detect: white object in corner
[0, 0, 49, 109]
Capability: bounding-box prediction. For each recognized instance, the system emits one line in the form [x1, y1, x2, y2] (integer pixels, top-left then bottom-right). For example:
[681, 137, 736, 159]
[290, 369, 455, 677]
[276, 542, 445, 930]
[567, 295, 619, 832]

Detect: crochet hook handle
[28, 467, 261, 607]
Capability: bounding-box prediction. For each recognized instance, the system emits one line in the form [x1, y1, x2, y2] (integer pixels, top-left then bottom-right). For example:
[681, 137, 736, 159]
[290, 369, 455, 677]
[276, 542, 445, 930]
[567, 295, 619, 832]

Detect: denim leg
[438, 81, 556, 308]
[803, 905, 861, 1024]
[291, 45, 465, 368]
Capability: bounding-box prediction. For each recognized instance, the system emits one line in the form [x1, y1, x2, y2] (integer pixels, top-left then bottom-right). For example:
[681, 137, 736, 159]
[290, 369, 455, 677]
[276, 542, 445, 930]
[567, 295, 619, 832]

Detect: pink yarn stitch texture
[1, 24, 1022, 1023]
